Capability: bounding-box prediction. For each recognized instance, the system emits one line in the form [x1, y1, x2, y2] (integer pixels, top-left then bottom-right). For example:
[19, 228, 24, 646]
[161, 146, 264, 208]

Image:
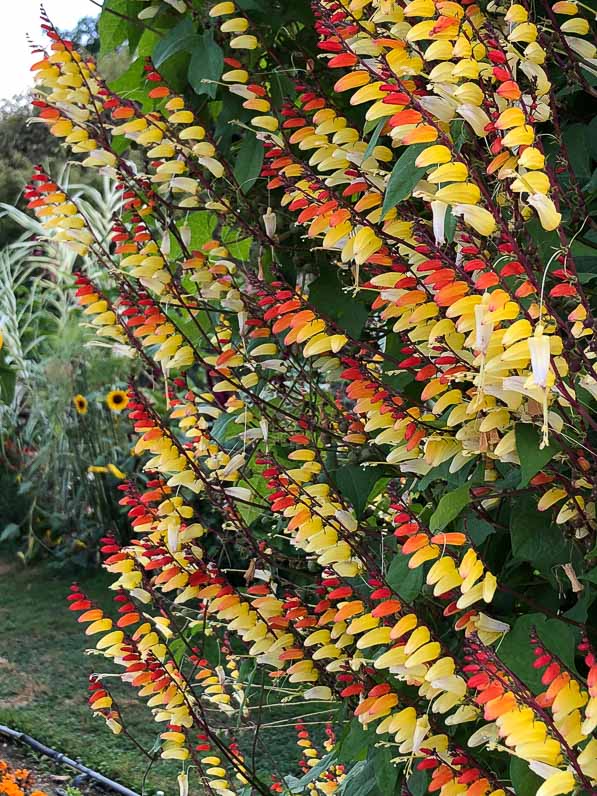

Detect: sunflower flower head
[106, 390, 129, 412]
[72, 394, 88, 415]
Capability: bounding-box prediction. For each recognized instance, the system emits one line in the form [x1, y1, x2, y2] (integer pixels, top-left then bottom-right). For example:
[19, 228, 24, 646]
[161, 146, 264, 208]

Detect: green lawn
[0, 557, 335, 794]
[0, 557, 176, 794]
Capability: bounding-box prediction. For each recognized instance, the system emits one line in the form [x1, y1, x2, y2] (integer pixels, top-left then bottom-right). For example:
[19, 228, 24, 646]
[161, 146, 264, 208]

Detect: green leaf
[386, 552, 423, 602]
[406, 770, 430, 796]
[185, 211, 218, 246]
[510, 496, 581, 579]
[459, 513, 495, 546]
[564, 588, 594, 623]
[451, 119, 469, 152]
[444, 206, 456, 243]
[570, 236, 597, 280]
[234, 135, 265, 194]
[228, 238, 253, 260]
[269, 71, 296, 110]
[169, 622, 218, 665]
[334, 464, 388, 518]
[111, 135, 129, 156]
[236, 475, 269, 526]
[363, 117, 389, 161]
[99, 0, 141, 56]
[124, 2, 145, 54]
[285, 753, 337, 793]
[381, 144, 427, 219]
[509, 759, 542, 796]
[308, 264, 369, 339]
[135, 28, 160, 57]
[237, 0, 267, 10]
[429, 485, 470, 531]
[582, 567, 597, 585]
[159, 50, 192, 94]
[153, 17, 197, 68]
[337, 761, 378, 796]
[337, 719, 377, 763]
[525, 217, 559, 263]
[221, 226, 253, 260]
[166, 306, 210, 351]
[210, 411, 244, 448]
[108, 58, 148, 107]
[170, 211, 217, 259]
[563, 123, 592, 185]
[0, 523, 20, 543]
[515, 423, 560, 487]
[498, 614, 578, 693]
[588, 116, 597, 162]
[374, 747, 400, 793]
[188, 31, 224, 99]
[0, 362, 16, 404]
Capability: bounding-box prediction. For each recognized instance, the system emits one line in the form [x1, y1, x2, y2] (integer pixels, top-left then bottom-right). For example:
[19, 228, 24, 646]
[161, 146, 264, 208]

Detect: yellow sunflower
[73, 394, 88, 415]
[106, 389, 129, 412]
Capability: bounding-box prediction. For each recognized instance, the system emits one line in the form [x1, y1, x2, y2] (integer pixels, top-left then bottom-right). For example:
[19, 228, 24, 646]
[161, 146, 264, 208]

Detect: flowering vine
[19, 0, 597, 793]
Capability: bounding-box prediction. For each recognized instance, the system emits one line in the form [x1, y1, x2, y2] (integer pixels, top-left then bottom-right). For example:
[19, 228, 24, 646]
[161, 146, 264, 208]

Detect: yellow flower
[495, 107, 526, 130]
[428, 162, 469, 183]
[451, 204, 497, 235]
[502, 125, 535, 148]
[434, 183, 481, 205]
[509, 22, 538, 42]
[505, 4, 528, 22]
[415, 145, 452, 167]
[560, 18, 589, 33]
[210, 1, 236, 15]
[551, 0, 578, 12]
[220, 17, 249, 33]
[73, 394, 88, 415]
[528, 194, 562, 231]
[230, 34, 258, 49]
[518, 147, 545, 169]
[106, 390, 129, 412]
[535, 770, 576, 796]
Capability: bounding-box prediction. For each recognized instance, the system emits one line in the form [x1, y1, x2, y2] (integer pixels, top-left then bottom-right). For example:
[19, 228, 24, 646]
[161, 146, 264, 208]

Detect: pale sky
[0, 0, 97, 101]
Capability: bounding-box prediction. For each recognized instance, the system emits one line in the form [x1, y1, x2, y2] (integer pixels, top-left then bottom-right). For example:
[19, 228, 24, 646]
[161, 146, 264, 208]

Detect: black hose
[0, 725, 140, 796]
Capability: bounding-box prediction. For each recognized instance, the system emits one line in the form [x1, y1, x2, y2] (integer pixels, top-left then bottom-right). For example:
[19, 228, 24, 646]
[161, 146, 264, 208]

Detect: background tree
[0, 97, 62, 246]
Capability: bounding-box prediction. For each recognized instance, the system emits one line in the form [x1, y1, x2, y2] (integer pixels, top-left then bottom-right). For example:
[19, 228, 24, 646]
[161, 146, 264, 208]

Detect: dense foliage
[11, 0, 597, 793]
[0, 179, 136, 562]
